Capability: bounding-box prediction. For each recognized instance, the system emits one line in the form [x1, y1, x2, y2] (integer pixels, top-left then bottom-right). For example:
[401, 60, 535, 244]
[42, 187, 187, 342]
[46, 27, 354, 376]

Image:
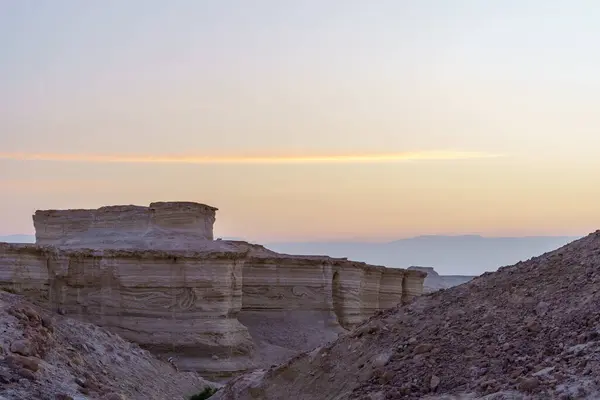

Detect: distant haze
[265, 235, 581, 275]
[0, 235, 35, 244]
[2, 233, 580, 275]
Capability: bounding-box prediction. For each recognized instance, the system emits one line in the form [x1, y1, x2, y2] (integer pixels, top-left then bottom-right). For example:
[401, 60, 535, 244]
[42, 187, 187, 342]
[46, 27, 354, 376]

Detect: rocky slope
[214, 231, 600, 399]
[408, 266, 475, 293]
[0, 290, 216, 400]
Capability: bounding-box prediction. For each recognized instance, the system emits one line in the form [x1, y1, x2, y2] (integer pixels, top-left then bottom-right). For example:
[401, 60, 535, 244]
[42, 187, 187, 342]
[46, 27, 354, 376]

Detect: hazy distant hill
[265, 235, 581, 275]
[408, 266, 475, 293]
[0, 234, 35, 243]
[1, 233, 581, 276]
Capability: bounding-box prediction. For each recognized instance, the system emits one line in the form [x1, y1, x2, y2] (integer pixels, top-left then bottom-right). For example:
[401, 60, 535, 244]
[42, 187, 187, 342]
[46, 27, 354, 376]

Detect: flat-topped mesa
[33, 201, 218, 248]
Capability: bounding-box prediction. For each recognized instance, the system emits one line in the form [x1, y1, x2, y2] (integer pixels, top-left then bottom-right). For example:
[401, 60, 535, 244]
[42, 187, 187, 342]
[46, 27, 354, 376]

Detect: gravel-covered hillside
[215, 231, 600, 399]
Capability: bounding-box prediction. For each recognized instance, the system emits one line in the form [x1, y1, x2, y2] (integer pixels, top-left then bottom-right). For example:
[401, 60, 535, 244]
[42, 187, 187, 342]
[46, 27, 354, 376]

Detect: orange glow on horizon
[0, 150, 503, 164]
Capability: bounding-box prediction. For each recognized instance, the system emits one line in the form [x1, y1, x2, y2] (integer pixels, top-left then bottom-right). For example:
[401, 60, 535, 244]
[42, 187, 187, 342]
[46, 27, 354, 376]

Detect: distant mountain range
[0, 234, 581, 276]
[0, 234, 35, 243]
[265, 235, 581, 275]
[408, 266, 476, 293]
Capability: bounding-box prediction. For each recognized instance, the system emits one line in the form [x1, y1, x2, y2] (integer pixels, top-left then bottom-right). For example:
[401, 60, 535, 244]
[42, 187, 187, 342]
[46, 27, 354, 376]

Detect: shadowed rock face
[0, 201, 426, 377]
[33, 202, 218, 247]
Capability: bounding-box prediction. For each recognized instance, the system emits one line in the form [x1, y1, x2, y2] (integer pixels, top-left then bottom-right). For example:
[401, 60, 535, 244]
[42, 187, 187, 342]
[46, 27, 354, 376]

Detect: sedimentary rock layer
[239, 256, 342, 358]
[33, 201, 217, 247]
[0, 243, 425, 376]
[239, 255, 425, 365]
[0, 243, 254, 377]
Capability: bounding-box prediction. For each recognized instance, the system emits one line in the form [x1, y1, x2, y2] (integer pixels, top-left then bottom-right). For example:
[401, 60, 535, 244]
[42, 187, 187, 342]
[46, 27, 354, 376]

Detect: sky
[1, 0, 600, 242]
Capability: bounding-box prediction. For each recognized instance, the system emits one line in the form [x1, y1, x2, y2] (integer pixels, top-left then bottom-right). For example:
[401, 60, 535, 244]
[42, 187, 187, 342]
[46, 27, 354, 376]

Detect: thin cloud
[0, 151, 503, 164]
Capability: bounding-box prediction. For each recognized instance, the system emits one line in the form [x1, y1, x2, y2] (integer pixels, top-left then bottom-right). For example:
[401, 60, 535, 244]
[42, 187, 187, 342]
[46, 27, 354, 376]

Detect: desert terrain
[2, 202, 598, 399]
[1, 202, 425, 398]
[215, 230, 600, 399]
[0, 290, 216, 400]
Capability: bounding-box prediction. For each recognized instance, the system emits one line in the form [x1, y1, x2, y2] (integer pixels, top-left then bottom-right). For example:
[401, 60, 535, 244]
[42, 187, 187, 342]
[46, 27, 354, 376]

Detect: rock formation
[213, 231, 600, 400]
[33, 202, 217, 247]
[0, 289, 217, 400]
[0, 202, 426, 378]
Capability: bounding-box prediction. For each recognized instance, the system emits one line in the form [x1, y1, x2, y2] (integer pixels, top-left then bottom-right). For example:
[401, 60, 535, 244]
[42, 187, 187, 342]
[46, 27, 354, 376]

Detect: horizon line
[0, 233, 585, 240]
[0, 150, 504, 164]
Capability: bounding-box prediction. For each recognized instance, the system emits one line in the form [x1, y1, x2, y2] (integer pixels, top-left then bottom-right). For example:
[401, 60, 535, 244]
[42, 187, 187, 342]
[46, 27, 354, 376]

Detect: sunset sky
[2, 1, 600, 241]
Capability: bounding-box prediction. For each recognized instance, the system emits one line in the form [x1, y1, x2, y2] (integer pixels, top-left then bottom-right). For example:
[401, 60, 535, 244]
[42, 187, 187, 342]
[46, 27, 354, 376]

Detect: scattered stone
[0, 371, 13, 384]
[101, 394, 127, 400]
[371, 353, 391, 368]
[518, 377, 540, 392]
[22, 306, 39, 321]
[430, 375, 440, 391]
[78, 387, 90, 395]
[525, 319, 542, 334]
[380, 371, 394, 384]
[368, 392, 385, 400]
[413, 343, 434, 354]
[536, 301, 550, 316]
[533, 366, 555, 377]
[7, 354, 41, 372]
[16, 368, 36, 380]
[10, 339, 33, 356]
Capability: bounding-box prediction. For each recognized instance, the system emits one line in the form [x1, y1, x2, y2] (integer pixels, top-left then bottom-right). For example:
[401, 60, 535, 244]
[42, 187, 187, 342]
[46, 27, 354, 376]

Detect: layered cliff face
[238, 255, 425, 367]
[330, 261, 424, 329]
[1, 201, 426, 378]
[0, 242, 426, 377]
[239, 256, 342, 364]
[0, 243, 255, 377]
[33, 202, 217, 247]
